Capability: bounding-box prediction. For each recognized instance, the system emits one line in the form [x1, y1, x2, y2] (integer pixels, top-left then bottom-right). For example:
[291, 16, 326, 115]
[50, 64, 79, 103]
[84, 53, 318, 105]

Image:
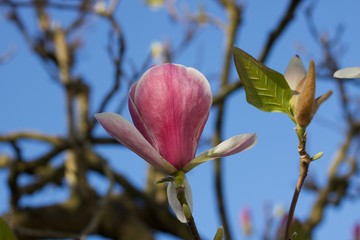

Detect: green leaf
[233, 47, 293, 117]
[0, 218, 17, 240]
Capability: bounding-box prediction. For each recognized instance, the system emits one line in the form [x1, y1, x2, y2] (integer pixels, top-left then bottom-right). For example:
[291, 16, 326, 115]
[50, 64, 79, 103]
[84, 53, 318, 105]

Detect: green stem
[173, 171, 200, 240]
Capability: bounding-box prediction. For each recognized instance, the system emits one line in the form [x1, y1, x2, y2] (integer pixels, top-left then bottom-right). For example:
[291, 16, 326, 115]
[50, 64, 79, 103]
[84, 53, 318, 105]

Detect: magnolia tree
[0, 1, 360, 240]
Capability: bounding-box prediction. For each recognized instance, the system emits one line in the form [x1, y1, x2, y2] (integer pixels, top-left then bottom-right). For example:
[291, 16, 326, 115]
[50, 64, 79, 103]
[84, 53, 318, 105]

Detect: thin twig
[186, 215, 200, 240]
[0, 0, 91, 11]
[0, 132, 64, 144]
[89, 14, 125, 132]
[79, 162, 115, 239]
[8, 140, 23, 208]
[19, 166, 65, 195]
[214, 0, 303, 107]
[213, 1, 242, 239]
[285, 132, 311, 240]
[300, 4, 360, 237]
[303, 129, 357, 235]
[15, 226, 79, 239]
[258, 0, 303, 63]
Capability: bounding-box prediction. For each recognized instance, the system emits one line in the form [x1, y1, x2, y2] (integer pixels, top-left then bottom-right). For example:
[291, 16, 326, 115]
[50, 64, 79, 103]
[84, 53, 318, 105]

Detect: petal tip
[94, 112, 103, 120]
[183, 133, 258, 172]
[95, 112, 112, 120]
[284, 55, 307, 90]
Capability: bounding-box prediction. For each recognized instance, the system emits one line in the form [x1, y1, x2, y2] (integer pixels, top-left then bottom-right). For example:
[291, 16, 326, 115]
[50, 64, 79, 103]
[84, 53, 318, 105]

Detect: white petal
[167, 177, 193, 223]
[333, 67, 360, 79]
[183, 134, 257, 172]
[284, 55, 307, 90]
[184, 178, 193, 212]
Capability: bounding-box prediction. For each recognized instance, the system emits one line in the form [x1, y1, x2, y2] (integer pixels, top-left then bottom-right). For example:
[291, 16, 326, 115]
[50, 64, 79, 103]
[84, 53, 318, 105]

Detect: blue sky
[1, 0, 360, 239]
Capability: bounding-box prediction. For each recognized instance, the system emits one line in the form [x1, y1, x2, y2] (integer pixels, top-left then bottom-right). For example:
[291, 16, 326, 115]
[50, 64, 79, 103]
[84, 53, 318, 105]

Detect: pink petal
[284, 55, 307, 91]
[95, 112, 177, 173]
[130, 64, 212, 170]
[183, 134, 257, 172]
[128, 83, 156, 146]
[208, 134, 257, 158]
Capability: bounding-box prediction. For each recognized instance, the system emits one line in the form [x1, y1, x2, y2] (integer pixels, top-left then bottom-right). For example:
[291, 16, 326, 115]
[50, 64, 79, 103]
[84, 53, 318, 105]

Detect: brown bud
[295, 60, 316, 128]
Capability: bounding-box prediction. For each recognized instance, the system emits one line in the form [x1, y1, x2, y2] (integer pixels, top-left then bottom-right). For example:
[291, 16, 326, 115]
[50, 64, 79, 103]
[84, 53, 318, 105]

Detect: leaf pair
[233, 47, 332, 128]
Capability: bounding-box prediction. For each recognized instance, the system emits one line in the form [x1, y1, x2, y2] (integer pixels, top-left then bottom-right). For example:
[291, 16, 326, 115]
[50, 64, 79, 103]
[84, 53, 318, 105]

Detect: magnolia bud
[312, 152, 323, 161]
[182, 204, 192, 220]
[294, 60, 316, 128]
[213, 226, 224, 240]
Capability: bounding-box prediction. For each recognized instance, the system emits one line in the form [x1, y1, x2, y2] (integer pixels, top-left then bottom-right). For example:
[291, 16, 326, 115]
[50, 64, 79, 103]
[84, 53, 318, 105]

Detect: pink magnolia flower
[96, 63, 256, 173]
[95, 63, 257, 221]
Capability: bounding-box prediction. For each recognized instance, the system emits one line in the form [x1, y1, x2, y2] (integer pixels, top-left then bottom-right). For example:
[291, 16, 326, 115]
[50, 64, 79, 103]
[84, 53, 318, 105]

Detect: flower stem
[183, 205, 200, 240]
[285, 130, 311, 240]
[173, 172, 200, 240]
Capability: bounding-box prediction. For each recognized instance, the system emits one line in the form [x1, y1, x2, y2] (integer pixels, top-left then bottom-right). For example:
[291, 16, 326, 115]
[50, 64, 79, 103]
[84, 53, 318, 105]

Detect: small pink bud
[240, 207, 252, 236]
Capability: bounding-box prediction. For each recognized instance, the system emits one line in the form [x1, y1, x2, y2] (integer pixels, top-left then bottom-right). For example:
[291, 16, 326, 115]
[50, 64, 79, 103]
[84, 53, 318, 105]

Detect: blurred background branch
[0, 0, 359, 239]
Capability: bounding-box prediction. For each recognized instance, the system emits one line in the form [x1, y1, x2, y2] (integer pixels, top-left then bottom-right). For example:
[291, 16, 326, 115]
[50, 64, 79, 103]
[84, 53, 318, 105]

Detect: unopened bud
[240, 208, 252, 236]
[146, 0, 165, 9]
[312, 152, 323, 161]
[273, 203, 285, 218]
[290, 232, 298, 240]
[182, 204, 192, 220]
[94, 1, 107, 15]
[295, 60, 316, 128]
[213, 226, 224, 240]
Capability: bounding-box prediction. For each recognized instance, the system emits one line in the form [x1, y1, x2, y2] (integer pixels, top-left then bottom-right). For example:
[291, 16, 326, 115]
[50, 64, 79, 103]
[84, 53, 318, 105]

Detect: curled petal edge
[183, 134, 257, 172]
[95, 112, 177, 174]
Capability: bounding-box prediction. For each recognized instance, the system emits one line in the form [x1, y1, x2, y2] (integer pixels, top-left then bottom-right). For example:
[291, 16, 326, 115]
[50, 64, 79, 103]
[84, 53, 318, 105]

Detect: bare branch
[258, 0, 303, 62]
